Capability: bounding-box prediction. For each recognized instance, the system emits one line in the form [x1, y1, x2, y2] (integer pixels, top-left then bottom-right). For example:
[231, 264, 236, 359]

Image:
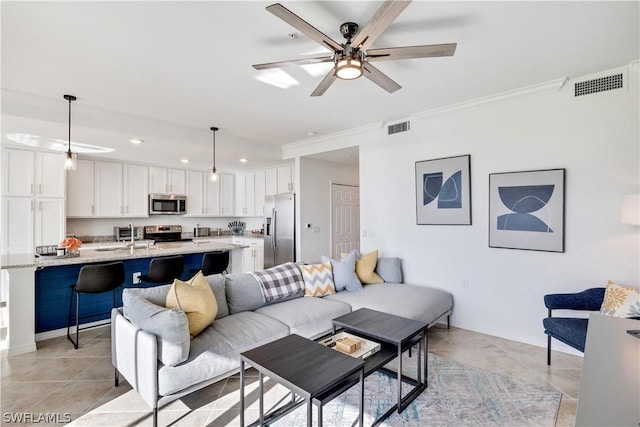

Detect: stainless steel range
[144, 225, 190, 242]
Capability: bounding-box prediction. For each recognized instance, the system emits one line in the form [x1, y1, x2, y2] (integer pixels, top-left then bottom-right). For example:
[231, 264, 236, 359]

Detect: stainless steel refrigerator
[264, 193, 295, 268]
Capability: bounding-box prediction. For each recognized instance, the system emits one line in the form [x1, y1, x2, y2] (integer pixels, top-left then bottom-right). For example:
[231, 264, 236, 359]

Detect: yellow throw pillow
[166, 271, 218, 339]
[600, 280, 640, 319]
[342, 250, 384, 284]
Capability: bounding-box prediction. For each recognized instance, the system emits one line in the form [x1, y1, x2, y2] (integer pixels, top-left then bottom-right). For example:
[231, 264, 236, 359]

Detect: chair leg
[115, 368, 119, 387]
[547, 335, 551, 366]
[447, 315, 450, 329]
[66, 288, 79, 349]
[153, 408, 158, 427]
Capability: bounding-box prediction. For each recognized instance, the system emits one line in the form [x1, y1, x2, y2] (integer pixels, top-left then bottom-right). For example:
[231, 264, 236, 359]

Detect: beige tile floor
[0, 325, 581, 426]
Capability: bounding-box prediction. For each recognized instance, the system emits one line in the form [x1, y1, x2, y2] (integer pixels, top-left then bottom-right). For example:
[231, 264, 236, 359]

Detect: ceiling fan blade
[351, 0, 412, 51]
[266, 3, 343, 52]
[253, 56, 333, 70]
[366, 43, 457, 62]
[310, 70, 337, 97]
[362, 62, 401, 93]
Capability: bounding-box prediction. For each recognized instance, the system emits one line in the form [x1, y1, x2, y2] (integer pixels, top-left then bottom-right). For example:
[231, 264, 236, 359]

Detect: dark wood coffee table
[332, 308, 428, 425]
[239, 334, 365, 427]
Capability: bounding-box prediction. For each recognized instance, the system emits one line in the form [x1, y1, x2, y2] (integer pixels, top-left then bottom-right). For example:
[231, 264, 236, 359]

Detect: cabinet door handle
[39, 184, 42, 194]
[31, 184, 34, 195]
[126, 206, 129, 214]
[91, 205, 95, 215]
[39, 201, 42, 211]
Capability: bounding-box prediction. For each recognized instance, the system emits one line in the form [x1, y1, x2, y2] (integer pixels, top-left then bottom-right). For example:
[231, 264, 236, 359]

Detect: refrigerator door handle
[272, 208, 277, 249]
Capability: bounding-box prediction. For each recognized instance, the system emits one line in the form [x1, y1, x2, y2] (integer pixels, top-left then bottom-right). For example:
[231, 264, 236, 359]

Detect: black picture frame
[415, 154, 471, 225]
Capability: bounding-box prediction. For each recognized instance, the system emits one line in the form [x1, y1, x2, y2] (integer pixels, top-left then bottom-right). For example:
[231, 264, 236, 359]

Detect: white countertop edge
[1, 241, 247, 269]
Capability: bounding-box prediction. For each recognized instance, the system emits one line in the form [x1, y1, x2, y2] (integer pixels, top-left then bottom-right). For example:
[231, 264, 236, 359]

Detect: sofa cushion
[375, 257, 403, 283]
[543, 317, 589, 352]
[157, 311, 289, 396]
[600, 280, 640, 318]
[321, 250, 362, 292]
[255, 297, 351, 339]
[225, 272, 304, 315]
[205, 274, 230, 319]
[355, 250, 384, 284]
[325, 282, 452, 326]
[124, 276, 229, 320]
[122, 290, 190, 367]
[300, 262, 336, 297]
[166, 271, 218, 339]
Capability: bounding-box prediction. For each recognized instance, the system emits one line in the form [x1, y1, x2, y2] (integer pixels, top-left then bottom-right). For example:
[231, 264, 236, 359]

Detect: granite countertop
[1, 240, 248, 270]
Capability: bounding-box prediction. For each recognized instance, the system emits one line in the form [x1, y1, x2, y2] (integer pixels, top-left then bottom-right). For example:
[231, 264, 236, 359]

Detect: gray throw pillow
[321, 250, 362, 292]
[205, 273, 230, 319]
[122, 290, 190, 367]
[376, 257, 403, 283]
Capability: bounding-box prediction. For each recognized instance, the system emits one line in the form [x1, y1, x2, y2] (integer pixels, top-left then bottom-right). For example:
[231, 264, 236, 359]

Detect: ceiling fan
[253, 1, 457, 96]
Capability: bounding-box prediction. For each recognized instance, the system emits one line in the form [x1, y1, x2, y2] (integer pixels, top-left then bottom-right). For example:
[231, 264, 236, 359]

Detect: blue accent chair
[543, 287, 605, 365]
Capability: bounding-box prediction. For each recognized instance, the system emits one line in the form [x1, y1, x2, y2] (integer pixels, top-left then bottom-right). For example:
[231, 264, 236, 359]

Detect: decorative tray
[319, 332, 381, 360]
[35, 252, 80, 259]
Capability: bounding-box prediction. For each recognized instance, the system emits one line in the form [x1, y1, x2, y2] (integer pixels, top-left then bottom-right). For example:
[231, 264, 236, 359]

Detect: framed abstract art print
[489, 168, 565, 252]
[415, 154, 471, 225]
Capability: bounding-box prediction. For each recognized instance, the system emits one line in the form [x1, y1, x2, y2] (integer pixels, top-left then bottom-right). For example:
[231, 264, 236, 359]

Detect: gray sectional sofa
[111, 258, 453, 426]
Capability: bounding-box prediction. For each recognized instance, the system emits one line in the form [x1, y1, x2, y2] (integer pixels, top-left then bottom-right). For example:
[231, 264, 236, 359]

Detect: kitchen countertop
[1, 240, 248, 270]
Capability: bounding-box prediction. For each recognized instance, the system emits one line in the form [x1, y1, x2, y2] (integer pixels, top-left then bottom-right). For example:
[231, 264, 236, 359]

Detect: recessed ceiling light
[130, 138, 143, 144]
[239, 158, 248, 163]
[181, 159, 189, 164]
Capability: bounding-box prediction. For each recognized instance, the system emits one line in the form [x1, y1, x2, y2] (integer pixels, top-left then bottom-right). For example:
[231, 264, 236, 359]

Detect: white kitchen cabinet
[254, 170, 265, 217]
[68, 160, 149, 218]
[2, 149, 65, 198]
[66, 159, 96, 217]
[95, 161, 123, 217]
[236, 172, 256, 217]
[186, 170, 205, 215]
[149, 166, 186, 194]
[240, 238, 264, 272]
[204, 177, 220, 216]
[123, 164, 149, 217]
[186, 171, 221, 216]
[277, 165, 294, 193]
[265, 167, 277, 196]
[265, 164, 294, 196]
[1, 197, 65, 253]
[219, 173, 234, 216]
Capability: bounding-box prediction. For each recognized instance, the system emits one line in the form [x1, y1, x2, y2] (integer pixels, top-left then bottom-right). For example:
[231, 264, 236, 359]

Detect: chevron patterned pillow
[300, 262, 336, 297]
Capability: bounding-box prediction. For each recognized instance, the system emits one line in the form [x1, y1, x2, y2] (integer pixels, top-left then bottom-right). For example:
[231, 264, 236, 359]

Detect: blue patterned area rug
[272, 353, 561, 427]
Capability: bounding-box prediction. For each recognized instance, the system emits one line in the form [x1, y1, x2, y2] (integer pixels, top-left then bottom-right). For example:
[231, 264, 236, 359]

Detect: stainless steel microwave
[149, 194, 187, 215]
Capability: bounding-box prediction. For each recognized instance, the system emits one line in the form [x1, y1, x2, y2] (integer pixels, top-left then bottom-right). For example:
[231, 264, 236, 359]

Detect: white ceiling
[2, 1, 638, 172]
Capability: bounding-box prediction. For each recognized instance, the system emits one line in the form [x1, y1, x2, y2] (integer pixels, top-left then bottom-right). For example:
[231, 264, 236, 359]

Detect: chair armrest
[544, 288, 605, 312]
[111, 308, 159, 410]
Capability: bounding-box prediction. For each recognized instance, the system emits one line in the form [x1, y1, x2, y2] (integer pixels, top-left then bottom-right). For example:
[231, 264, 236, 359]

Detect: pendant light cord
[211, 126, 218, 173]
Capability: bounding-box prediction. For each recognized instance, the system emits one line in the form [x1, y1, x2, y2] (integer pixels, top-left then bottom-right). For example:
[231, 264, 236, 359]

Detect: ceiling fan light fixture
[335, 57, 362, 80]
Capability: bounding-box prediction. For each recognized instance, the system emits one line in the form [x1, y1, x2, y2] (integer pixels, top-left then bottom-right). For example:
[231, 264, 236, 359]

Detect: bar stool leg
[66, 287, 79, 349]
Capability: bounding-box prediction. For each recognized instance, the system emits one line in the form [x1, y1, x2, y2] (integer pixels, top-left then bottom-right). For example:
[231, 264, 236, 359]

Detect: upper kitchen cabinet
[236, 172, 256, 217]
[219, 173, 234, 216]
[2, 148, 65, 198]
[67, 159, 149, 218]
[265, 164, 294, 196]
[123, 164, 149, 217]
[149, 166, 186, 194]
[185, 171, 221, 216]
[254, 170, 266, 217]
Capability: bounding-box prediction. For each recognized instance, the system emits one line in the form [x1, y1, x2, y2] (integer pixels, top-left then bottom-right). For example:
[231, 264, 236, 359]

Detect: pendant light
[63, 94, 77, 170]
[210, 126, 218, 181]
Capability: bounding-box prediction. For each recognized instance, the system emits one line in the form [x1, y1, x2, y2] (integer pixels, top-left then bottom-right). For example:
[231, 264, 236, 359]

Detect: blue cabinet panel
[35, 253, 203, 333]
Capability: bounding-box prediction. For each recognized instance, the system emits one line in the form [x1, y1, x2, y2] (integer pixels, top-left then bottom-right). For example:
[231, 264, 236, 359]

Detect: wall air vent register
[387, 120, 411, 135]
[574, 73, 624, 97]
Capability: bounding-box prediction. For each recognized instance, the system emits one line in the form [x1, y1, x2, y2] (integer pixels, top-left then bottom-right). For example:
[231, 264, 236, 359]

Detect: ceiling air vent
[387, 120, 410, 135]
[574, 73, 623, 97]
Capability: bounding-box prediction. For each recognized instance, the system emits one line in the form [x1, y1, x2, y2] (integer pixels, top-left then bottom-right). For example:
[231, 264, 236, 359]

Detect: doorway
[330, 183, 360, 258]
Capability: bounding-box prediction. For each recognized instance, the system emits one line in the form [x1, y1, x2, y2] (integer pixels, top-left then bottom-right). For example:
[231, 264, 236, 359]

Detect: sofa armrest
[111, 308, 159, 410]
[544, 288, 605, 312]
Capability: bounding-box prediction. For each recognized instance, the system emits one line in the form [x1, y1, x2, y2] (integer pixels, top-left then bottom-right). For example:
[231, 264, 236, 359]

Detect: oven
[144, 225, 189, 242]
[149, 194, 187, 215]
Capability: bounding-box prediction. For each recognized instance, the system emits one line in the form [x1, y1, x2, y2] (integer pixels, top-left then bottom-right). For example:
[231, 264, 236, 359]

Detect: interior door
[331, 184, 360, 258]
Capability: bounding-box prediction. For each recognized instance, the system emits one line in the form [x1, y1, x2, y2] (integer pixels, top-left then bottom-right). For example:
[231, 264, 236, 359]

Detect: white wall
[295, 63, 639, 352]
[298, 156, 359, 263]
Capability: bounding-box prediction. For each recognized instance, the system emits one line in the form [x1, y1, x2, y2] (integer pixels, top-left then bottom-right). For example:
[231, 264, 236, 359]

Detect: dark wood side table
[239, 334, 365, 427]
[332, 307, 428, 425]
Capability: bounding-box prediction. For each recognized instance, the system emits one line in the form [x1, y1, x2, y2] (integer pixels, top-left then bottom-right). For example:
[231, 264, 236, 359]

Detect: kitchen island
[1, 239, 247, 356]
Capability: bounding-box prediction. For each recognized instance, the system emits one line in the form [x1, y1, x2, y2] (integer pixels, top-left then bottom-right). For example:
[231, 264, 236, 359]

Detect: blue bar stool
[67, 261, 125, 349]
